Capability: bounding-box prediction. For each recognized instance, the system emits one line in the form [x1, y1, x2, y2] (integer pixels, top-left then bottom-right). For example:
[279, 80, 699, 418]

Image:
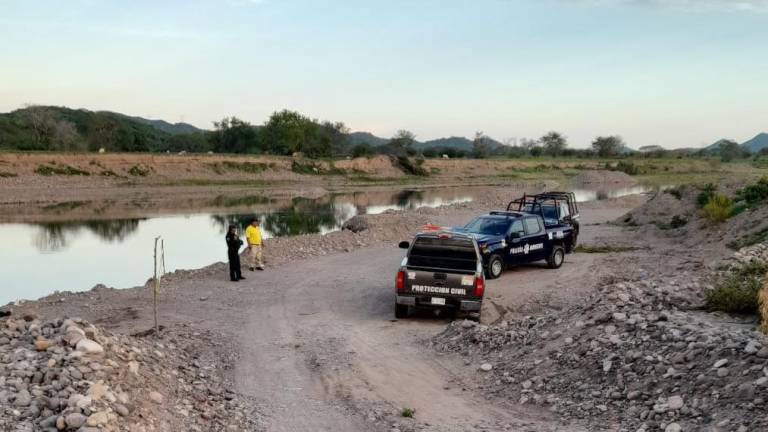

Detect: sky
[0, 0, 766, 149]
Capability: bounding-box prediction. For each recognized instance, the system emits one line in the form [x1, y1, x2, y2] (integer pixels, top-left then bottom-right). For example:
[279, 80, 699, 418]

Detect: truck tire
[547, 246, 565, 269]
[486, 254, 504, 279]
[395, 303, 410, 319]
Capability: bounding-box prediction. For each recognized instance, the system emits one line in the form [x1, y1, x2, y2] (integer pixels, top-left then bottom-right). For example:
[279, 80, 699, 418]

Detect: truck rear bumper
[396, 295, 481, 311]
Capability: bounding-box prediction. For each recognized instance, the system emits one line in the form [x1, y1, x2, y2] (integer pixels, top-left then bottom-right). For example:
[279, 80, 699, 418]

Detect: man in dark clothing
[226, 225, 245, 282]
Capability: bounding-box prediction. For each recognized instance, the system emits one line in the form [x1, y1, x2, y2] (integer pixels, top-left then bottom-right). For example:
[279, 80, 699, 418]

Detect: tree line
[0, 105, 760, 161]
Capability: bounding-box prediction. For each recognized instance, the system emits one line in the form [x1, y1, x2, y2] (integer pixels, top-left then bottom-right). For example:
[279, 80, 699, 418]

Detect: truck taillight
[474, 276, 485, 297]
[396, 271, 406, 291]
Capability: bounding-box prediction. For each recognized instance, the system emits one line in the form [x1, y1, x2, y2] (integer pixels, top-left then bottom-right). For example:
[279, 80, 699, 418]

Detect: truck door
[518, 216, 547, 263]
[505, 219, 525, 264]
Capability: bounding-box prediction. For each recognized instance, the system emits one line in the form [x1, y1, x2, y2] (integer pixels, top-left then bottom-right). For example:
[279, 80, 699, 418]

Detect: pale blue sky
[1, 0, 766, 148]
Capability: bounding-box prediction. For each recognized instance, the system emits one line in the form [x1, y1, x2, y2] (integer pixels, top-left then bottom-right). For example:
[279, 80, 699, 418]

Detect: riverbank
[2, 188, 651, 431]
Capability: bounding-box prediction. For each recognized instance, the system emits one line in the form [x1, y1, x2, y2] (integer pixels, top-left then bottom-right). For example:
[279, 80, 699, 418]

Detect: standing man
[225, 225, 245, 282]
[245, 217, 265, 271]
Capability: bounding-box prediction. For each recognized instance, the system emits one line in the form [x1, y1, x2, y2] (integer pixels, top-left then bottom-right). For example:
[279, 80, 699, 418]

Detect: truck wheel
[486, 254, 504, 279]
[547, 246, 565, 269]
[395, 303, 410, 319]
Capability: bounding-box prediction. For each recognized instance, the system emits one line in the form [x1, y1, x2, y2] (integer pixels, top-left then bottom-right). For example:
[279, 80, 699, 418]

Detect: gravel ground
[6, 186, 729, 431]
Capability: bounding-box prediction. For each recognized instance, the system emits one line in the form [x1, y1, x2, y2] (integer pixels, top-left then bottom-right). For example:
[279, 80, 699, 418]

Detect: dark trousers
[228, 252, 242, 281]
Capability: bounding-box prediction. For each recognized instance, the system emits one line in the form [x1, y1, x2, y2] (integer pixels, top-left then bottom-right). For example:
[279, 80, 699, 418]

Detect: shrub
[35, 164, 90, 176]
[400, 407, 415, 418]
[0, 171, 17, 178]
[696, 183, 717, 208]
[670, 215, 688, 229]
[664, 186, 684, 200]
[701, 194, 733, 223]
[127, 164, 151, 177]
[736, 176, 768, 206]
[706, 262, 768, 314]
[394, 156, 428, 176]
[291, 160, 325, 174]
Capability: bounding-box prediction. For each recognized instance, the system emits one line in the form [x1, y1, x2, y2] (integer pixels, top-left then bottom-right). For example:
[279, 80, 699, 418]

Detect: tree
[718, 140, 742, 162]
[472, 131, 490, 158]
[592, 135, 625, 158]
[352, 143, 374, 158]
[209, 117, 260, 154]
[52, 120, 85, 151]
[540, 131, 567, 157]
[384, 130, 416, 156]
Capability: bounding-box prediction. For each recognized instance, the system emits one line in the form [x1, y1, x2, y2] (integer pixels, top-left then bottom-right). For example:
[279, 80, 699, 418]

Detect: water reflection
[33, 219, 144, 252]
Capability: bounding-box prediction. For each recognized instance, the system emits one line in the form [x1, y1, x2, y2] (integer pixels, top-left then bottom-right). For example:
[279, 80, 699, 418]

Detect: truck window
[510, 220, 524, 236]
[524, 217, 542, 235]
[464, 217, 511, 236]
[408, 237, 478, 271]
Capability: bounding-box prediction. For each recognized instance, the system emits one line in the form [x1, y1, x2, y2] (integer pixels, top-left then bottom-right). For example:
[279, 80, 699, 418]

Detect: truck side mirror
[509, 232, 522, 239]
[398, 241, 410, 249]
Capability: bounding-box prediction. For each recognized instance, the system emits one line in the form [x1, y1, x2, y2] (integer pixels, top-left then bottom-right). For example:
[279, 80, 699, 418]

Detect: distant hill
[702, 139, 732, 154]
[349, 131, 389, 147]
[112, 113, 205, 135]
[741, 133, 768, 153]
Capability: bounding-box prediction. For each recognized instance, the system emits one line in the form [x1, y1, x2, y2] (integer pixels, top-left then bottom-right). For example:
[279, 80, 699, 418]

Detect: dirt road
[8, 192, 645, 431]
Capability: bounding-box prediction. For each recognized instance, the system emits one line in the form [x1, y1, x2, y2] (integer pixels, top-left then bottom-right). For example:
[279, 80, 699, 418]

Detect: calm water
[0, 184, 660, 305]
[0, 189, 474, 304]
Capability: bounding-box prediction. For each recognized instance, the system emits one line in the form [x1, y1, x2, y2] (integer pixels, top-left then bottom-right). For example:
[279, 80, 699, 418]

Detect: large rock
[341, 215, 369, 233]
[76, 339, 104, 355]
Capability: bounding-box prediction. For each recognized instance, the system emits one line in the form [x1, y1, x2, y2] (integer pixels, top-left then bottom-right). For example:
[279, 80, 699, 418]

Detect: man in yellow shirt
[244, 217, 265, 271]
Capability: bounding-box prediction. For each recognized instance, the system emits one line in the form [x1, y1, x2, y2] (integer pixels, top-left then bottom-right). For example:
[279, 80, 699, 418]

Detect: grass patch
[696, 183, 717, 208]
[705, 261, 768, 314]
[0, 170, 17, 178]
[574, 244, 642, 253]
[41, 201, 89, 212]
[127, 164, 151, 177]
[210, 195, 273, 207]
[35, 164, 90, 176]
[99, 169, 119, 177]
[209, 161, 274, 175]
[400, 407, 415, 418]
[701, 194, 733, 223]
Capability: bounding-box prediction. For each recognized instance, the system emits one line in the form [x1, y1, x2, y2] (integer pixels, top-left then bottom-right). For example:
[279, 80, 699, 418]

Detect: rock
[612, 312, 627, 322]
[716, 367, 730, 377]
[665, 423, 681, 432]
[14, 389, 32, 407]
[86, 411, 109, 427]
[460, 319, 476, 329]
[668, 395, 684, 410]
[342, 216, 369, 233]
[479, 363, 493, 372]
[713, 359, 729, 369]
[757, 347, 768, 358]
[627, 390, 641, 400]
[34, 339, 52, 351]
[149, 391, 164, 404]
[75, 339, 104, 355]
[744, 340, 761, 354]
[87, 382, 108, 401]
[114, 403, 130, 417]
[65, 413, 87, 429]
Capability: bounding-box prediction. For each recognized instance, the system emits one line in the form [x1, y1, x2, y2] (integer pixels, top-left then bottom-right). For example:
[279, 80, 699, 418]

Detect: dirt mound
[333, 155, 405, 178]
[0, 316, 259, 431]
[433, 245, 768, 431]
[618, 183, 768, 262]
[574, 170, 637, 186]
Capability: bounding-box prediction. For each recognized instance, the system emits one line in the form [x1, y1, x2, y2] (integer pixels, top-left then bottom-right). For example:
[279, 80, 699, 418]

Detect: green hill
[0, 106, 209, 152]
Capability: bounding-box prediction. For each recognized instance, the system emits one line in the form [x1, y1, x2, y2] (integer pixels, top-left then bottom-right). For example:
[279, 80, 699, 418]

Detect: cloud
[568, 0, 768, 11]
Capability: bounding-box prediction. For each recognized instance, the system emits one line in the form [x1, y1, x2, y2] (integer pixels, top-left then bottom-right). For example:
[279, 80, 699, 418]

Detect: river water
[0, 184, 657, 305]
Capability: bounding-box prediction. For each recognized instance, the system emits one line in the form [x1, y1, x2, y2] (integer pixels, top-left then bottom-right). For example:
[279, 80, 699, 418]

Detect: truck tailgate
[404, 268, 477, 298]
